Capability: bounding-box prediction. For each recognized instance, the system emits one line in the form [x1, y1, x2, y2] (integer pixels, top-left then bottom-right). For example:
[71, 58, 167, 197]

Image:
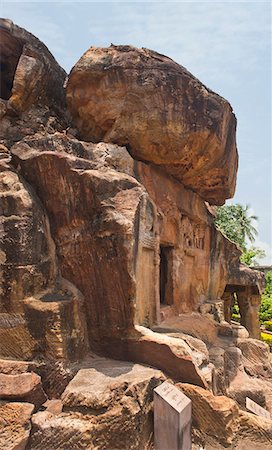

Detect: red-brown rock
[67, 45, 238, 205]
[0, 359, 38, 375]
[0, 401, 34, 450]
[177, 383, 239, 445]
[0, 372, 47, 407]
[11, 137, 140, 343]
[0, 18, 67, 146]
[30, 357, 165, 450]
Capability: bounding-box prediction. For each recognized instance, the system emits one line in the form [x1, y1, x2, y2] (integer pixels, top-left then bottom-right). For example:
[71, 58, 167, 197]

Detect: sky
[1, 0, 271, 263]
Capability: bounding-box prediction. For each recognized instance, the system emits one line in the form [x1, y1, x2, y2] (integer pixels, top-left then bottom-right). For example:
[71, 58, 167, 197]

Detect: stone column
[248, 294, 261, 339]
[237, 289, 260, 339]
[236, 291, 248, 331]
[222, 291, 235, 323]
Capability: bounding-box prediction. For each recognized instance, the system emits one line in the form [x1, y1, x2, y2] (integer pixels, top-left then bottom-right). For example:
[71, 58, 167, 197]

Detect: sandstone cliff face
[0, 149, 89, 361]
[11, 134, 141, 345]
[0, 20, 270, 450]
[0, 19, 263, 353]
[67, 45, 238, 205]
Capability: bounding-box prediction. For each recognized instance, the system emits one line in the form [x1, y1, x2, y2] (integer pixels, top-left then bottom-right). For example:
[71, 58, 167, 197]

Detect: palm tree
[215, 203, 258, 250]
[236, 204, 258, 244]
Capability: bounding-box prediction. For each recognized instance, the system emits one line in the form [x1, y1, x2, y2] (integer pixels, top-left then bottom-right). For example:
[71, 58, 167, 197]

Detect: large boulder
[236, 410, 272, 450]
[177, 383, 239, 445]
[67, 45, 238, 205]
[30, 357, 165, 450]
[0, 18, 67, 145]
[61, 357, 165, 409]
[236, 338, 272, 378]
[224, 347, 271, 412]
[104, 325, 211, 388]
[177, 383, 272, 449]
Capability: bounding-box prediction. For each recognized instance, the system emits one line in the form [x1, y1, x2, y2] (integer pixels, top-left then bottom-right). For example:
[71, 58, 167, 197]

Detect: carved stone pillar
[248, 294, 261, 339]
[222, 291, 235, 323]
[236, 290, 248, 331]
[237, 288, 260, 339]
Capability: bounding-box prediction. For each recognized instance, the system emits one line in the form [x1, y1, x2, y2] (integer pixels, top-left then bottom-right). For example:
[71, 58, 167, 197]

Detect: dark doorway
[160, 246, 173, 305]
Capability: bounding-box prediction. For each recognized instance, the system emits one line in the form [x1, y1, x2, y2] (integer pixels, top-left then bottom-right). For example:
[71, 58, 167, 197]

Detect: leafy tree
[215, 204, 257, 251]
[240, 247, 266, 266]
[214, 203, 265, 266]
[264, 271, 272, 295]
[260, 272, 272, 323]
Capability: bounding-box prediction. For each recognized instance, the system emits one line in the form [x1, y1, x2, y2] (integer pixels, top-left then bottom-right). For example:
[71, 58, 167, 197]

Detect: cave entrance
[0, 24, 23, 100]
[159, 245, 174, 306]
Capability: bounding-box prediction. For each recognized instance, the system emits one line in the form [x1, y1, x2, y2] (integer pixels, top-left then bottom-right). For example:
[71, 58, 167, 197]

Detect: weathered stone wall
[1, 21, 271, 450]
[0, 19, 265, 361]
[136, 162, 212, 317]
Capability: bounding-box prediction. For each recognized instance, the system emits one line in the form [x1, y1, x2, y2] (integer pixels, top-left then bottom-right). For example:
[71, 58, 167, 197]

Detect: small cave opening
[0, 26, 23, 100]
[159, 245, 174, 306]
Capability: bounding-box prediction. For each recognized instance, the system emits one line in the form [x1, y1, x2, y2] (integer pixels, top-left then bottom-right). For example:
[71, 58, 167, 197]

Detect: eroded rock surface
[30, 358, 165, 450]
[11, 135, 141, 344]
[177, 383, 272, 450]
[0, 18, 67, 146]
[0, 18, 270, 450]
[237, 338, 272, 378]
[67, 45, 238, 205]
[178, 382, 239, 445]
[0, 372, 47, 407]
[0, 401, 34, 450]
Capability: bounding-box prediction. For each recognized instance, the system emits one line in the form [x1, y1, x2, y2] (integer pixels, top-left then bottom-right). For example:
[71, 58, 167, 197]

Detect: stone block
[154, 381, 192, 450]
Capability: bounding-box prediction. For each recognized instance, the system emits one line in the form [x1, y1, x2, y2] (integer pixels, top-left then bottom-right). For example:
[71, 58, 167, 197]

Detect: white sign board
[246, 397, 271, 420]
[154, 381, 192, 450]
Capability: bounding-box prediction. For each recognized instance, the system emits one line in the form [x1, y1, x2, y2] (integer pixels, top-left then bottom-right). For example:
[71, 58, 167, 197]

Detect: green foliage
[260, 272, 272, 323]
[215, 205, 271, 324]
[215, 203, 258, 251]
[232, 297, 240, 322]
[264, 271, 272, 295]
[264, 321, 272, 332]
[240, 247, 266, 266]
[259, 297, 272, 322]
[232, 313, 240, 322]
[261, 332, 272, 349]
[232, 302, 239, 315]
[214, 203, 265, 266]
